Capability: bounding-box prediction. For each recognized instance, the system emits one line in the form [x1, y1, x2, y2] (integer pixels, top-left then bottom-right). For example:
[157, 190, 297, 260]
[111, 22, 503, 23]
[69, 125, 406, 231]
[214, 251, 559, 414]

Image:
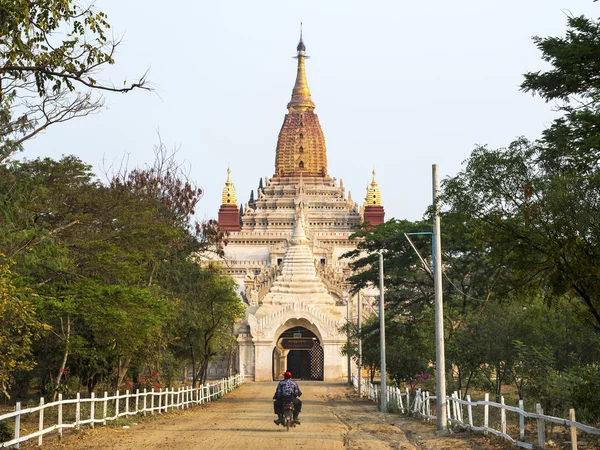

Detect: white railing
[351, 375, 600, 449]
[1, 374, 243, 449]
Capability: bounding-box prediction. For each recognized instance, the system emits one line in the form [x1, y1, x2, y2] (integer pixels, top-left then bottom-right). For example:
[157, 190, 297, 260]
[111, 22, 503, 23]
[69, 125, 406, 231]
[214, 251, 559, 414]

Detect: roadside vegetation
[0, 0, 244, 405]
[343, 9, 600, 427]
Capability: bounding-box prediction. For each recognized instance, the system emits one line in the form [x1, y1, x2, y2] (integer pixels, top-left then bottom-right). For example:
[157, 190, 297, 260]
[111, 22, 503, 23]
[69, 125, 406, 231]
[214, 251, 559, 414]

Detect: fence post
[151, 388, 156, 415]
[500, 396, 506, 436]
[143, 389, 147, 416]
[90, 392, 95, 429]
[452, 392, 459, 423]
[75, 392, 81, 430]
[14, 402, 20, 449]
[158, 388, 163, 414]
[467, 395, 473, 428]
[519, 399, 525, 441]
[569, 409, 577, 450]
[38, 397, 44, 446]
[135, 389, 140, 414]
[103, 392, 108, 425]
[58, 393, 63, 439]
[125, 390, 130, 416]
[484, 393, 489, 434]
[536, 403, 546, 449]
[114, 391, 119, 419]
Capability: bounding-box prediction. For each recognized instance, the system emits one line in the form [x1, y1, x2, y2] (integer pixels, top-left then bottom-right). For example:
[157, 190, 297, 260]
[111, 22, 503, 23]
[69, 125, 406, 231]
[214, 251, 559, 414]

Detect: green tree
[160, 262, 244, 387]
[0, 256, 46, 398]
[443, 14, 600, 331]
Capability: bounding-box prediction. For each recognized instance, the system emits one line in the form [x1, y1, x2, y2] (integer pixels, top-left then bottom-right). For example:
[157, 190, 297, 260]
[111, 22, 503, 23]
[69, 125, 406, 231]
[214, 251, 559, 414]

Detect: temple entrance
[272, 326, 324, 381]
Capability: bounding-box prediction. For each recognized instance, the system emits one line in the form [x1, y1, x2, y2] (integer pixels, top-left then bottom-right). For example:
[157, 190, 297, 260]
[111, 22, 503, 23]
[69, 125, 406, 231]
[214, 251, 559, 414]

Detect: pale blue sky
[21, 0, 598, 221]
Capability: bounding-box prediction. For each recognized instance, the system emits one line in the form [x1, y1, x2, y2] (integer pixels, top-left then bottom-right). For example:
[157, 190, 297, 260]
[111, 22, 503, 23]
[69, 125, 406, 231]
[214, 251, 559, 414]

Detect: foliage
[160, 261, 244, 387]
[0, 256, 46, 398]
[0, 150, 235, 399]
[0, 0, 148, 161]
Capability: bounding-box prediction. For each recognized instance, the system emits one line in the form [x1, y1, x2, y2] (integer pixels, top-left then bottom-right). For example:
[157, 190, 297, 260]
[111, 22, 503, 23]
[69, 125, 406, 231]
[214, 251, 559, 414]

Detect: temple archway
[272, 326, 324, 381]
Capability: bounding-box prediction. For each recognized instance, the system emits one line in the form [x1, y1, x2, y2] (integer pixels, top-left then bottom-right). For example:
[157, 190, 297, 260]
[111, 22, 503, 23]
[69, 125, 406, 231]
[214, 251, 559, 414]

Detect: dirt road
[42, 382, 510, 450]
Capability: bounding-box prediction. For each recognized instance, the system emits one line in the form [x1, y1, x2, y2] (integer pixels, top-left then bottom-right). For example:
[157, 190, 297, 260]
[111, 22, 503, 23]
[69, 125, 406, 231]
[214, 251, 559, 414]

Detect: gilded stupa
[213, 33, 385, 382]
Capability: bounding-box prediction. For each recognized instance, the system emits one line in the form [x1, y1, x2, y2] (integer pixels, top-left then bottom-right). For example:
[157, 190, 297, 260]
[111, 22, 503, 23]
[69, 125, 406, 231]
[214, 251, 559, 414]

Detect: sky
[20, 0, 599, 222]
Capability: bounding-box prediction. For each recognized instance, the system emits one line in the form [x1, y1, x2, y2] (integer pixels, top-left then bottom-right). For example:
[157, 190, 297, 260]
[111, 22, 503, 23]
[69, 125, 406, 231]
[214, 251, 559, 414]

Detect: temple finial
[221, 165, 237, 205]
[366, 169, 382, 206]
[288, 25, 314, 111]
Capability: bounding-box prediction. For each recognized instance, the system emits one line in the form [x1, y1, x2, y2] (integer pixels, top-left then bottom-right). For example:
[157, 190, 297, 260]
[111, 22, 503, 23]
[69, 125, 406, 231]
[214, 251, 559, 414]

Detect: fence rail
[1, 374, 243, 449]
[352, 375, 600, 449]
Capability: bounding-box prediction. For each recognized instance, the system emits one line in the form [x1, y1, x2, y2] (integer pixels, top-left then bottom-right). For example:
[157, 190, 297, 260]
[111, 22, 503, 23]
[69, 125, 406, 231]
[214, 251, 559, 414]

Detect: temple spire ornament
[221, 165, 237, 205]
[287, 24, 315, 112]
[366, 169, 382, 206]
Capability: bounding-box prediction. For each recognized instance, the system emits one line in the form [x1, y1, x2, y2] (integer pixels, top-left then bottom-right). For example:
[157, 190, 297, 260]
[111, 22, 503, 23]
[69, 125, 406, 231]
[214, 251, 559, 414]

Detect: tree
[0, 256, 46, 398]
[0, 150, 225, 396]
[0, 0, 149, 161]
[161, 262, 244, 387]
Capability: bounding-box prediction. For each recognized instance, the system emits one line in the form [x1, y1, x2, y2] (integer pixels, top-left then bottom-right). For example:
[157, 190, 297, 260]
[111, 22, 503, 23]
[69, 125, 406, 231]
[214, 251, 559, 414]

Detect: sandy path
[40, 382, 510, 450]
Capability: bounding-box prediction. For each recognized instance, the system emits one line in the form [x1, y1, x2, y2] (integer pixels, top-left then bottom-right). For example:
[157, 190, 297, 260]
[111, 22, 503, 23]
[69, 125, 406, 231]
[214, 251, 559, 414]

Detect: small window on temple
[320, 258, 326, 265]
[277, 258, 283, 266]
[300, 121, 304, 127]
[299, 146, 304, 153]
[299, 133, 304, 139]
[299, 161, 304, 169]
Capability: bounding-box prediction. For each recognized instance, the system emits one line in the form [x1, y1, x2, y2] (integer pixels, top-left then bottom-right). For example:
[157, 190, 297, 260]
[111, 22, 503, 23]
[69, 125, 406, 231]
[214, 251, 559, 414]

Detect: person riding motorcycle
[273, 371, 302, 425]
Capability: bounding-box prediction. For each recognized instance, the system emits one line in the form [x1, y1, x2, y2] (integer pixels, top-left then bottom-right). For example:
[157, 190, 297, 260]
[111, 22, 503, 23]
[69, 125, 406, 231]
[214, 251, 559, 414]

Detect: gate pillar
[322, 339, 345, 381]
[254, 340, 273, 381]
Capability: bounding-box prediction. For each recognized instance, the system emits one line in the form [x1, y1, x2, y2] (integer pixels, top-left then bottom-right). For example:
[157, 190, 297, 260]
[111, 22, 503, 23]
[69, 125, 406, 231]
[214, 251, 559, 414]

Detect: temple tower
[211, 33, 384, 382]
[217, 167, 241, 232]
[363, 170, 385, 228]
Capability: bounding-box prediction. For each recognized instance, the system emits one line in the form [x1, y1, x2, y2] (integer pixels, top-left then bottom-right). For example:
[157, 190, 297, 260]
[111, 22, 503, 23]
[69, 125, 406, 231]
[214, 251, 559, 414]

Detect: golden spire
[274, 28, 327, 178]
[287, 24, 315, 112]
[221, 166, 237, 205]
[365, 169, 382, 206]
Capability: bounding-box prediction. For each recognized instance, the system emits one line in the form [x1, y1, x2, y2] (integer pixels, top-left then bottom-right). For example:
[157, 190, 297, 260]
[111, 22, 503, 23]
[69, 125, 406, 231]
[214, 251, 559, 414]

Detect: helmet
[284, 371, 292, 379]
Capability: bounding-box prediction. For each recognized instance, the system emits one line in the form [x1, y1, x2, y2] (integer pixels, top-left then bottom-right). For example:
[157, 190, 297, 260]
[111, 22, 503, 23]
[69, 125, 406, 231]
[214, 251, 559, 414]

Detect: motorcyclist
[273, 371, 302, 425]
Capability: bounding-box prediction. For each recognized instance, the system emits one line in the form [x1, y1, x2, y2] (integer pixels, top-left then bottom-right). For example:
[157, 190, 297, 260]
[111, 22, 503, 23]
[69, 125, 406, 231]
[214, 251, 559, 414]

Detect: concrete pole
[357, 291, 362, 398]
[432, 164, 447, 430]
[379, 251, 387, 412]
[346, 294, 351, 384]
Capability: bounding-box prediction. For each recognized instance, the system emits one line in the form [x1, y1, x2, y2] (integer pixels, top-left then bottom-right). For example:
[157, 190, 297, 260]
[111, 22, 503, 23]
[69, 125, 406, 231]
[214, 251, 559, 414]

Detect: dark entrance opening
[287, 350, 311, 380]
[273, 326, 324, 381]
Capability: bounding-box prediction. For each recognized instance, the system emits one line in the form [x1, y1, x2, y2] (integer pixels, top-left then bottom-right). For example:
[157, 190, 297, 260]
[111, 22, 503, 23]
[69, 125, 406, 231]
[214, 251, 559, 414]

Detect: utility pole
[379, 250, 387, 412]
[357, 290, 362, 398]
[432, 164, 447, 430]
[345, 293, 351, 385]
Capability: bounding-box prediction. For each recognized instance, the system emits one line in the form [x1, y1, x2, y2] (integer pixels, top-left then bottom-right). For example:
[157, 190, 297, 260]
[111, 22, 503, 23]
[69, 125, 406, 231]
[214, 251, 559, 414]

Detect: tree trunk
[117, 357, 131, 389]
[53, 317, 71, 402]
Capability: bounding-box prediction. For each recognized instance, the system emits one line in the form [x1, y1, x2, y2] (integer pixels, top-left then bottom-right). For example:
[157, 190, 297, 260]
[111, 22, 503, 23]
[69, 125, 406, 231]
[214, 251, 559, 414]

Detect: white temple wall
[225, 246, 271, 261]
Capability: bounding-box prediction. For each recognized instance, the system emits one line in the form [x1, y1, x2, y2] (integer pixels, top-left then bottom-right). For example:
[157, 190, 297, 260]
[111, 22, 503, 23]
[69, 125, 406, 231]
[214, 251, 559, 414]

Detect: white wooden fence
[352, 375, 600, 449]
[0, 374, 243, 449]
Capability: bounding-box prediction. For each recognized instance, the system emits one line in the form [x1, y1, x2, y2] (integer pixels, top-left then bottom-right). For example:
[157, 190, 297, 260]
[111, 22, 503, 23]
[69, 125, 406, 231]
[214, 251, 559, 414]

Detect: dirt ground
[35, 382, 514, 450]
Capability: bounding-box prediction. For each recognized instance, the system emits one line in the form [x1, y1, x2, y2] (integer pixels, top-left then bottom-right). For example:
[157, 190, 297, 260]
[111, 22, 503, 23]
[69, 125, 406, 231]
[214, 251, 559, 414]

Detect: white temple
[213, 35, 385, 381]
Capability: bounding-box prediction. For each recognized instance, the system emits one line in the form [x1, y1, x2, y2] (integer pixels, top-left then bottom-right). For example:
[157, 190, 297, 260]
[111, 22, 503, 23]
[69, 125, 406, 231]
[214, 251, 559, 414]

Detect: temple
[215, 33, 385, 381]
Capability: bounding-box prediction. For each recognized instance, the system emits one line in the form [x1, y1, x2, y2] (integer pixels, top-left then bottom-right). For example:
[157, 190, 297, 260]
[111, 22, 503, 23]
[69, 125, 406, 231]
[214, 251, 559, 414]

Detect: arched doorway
[272, 326, 324, 381]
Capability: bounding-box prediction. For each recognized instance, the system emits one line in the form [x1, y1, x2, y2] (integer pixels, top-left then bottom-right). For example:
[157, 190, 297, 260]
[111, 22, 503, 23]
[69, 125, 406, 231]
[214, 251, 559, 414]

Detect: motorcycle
[281, 401, 296, 431]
